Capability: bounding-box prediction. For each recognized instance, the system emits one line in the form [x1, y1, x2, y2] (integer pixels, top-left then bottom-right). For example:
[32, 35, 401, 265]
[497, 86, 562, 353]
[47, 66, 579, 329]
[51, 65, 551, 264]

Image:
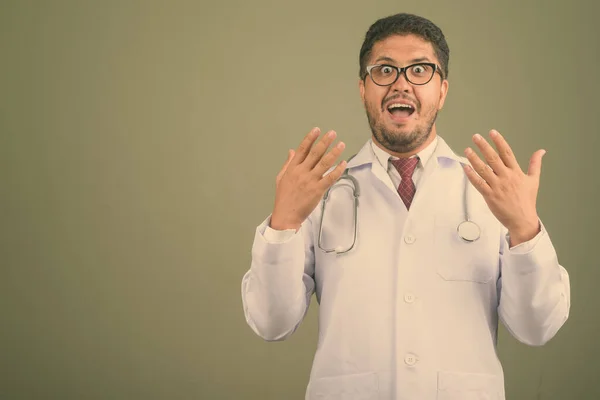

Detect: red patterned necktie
[391, 157, 420, 210]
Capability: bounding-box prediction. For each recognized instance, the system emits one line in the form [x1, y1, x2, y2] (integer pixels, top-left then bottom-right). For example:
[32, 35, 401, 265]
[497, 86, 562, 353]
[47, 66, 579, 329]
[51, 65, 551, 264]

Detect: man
[241, 12, 570, 400]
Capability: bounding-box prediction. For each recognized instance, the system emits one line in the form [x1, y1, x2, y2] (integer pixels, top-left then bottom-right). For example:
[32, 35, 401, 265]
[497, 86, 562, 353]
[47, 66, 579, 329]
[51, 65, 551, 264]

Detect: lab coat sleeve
[240, 214, 315, 341]
[263, 225, 297, 243]
[497, 220, 571, 346]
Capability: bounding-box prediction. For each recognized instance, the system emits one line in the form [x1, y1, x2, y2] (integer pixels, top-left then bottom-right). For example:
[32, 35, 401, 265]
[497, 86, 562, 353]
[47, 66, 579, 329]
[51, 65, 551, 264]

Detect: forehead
[369, 34, 437, 64]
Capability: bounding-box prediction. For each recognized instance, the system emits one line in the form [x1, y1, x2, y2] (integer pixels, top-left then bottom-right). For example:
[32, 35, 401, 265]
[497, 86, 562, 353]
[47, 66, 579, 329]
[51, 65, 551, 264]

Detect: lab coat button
[404, 354, 417, 366]
[404, 234, 416, 244]
[404, 293, 415, 303]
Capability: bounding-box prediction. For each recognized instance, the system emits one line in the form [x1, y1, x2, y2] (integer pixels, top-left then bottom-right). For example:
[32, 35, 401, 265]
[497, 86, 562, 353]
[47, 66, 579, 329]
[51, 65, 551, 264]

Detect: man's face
[359, 34, 449, 155]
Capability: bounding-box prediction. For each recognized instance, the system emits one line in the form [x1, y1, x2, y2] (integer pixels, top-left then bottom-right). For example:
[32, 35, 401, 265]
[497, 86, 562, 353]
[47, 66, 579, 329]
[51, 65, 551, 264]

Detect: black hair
[359, 13, 450, 80]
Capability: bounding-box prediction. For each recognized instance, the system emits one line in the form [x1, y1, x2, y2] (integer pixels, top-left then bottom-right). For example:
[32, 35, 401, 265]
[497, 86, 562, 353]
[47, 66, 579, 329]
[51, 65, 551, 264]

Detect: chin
[388, 125, 414, 136]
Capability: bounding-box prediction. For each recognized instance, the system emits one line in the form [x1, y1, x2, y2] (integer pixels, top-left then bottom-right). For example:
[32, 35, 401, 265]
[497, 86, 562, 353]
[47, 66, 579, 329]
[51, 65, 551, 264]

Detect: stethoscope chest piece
[457, 220, 481, 242]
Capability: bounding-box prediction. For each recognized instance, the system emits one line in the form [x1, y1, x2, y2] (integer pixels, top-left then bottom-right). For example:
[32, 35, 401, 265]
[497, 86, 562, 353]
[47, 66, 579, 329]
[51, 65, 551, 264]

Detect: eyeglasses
[364, 63, 443, 86]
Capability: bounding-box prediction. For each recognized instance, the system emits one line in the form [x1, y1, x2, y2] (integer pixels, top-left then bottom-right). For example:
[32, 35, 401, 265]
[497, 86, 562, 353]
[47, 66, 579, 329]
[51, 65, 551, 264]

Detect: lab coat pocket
[437, 371, 502, 400]
[308, 372, 379, 400]
[433, 217, 497, 283]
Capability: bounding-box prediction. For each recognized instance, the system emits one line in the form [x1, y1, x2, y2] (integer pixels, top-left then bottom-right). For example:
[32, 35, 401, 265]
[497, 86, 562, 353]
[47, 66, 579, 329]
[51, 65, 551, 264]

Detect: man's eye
[411, 64, 430, 75]
[381, 66, 394, 74]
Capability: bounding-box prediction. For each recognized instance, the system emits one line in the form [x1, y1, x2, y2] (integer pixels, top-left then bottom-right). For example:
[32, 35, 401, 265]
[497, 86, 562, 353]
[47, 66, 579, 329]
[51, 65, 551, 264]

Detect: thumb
[282, 149, 295, 171]
[276, 149, 295, 185]
[527, 149, 546, 177]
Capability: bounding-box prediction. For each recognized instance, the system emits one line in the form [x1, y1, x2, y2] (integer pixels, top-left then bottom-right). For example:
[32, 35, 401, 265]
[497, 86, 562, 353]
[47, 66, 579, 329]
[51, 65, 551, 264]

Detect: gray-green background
[2, 0, 598, 399]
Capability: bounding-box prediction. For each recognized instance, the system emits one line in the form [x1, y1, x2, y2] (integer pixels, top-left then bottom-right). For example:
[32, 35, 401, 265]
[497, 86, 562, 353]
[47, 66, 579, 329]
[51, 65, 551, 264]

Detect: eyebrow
[373, 56, 433, 65]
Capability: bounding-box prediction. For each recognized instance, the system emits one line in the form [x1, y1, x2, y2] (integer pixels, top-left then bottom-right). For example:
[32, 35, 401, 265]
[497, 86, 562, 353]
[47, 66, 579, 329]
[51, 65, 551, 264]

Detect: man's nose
[390, 71, 412, 92]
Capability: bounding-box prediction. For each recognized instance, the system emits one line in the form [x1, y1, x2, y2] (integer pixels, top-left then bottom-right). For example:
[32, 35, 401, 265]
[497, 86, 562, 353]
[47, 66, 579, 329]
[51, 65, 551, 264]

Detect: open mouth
[386, 103, 415, 121]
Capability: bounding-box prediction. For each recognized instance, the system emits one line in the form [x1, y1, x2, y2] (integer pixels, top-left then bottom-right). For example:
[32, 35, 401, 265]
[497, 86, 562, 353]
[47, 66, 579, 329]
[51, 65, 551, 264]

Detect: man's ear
[438, 79, 449, 110]
[359, 78, 365, 105]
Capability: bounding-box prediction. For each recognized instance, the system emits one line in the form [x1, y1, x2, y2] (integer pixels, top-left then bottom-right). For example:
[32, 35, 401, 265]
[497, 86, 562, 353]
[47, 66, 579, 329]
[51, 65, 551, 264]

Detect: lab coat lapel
[407, 137, 469, 224]
[410, 136, 468, 211]
[345, 141, 398, 195]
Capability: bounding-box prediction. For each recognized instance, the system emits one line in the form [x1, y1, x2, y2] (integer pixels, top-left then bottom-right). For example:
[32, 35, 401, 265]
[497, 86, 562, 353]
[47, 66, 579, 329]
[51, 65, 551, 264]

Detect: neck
[372, 128, 437, 159]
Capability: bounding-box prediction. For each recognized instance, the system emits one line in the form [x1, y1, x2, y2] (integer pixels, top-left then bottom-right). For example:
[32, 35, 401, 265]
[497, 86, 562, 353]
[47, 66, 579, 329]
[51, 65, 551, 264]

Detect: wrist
[508, 218, 540, 246]
[270, 213, 301, 231]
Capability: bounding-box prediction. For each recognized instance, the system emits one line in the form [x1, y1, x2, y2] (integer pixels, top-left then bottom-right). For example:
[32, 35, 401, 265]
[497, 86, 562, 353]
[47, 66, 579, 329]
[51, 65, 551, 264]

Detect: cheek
[365, 90, 386, 111]
[417, 89, 442, 111]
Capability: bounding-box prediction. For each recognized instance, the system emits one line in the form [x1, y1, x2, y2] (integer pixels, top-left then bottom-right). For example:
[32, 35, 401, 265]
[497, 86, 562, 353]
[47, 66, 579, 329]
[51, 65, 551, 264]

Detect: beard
[365, 100, 438, 154]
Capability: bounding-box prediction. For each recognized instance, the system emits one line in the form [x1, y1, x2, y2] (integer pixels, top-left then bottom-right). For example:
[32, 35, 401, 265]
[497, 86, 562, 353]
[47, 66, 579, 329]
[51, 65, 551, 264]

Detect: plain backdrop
[1, 0, 599, 399]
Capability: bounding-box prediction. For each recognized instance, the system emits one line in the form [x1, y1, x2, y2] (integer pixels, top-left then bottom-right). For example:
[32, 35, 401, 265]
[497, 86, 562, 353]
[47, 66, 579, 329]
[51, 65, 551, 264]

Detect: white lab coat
[241, 135, 570, 400]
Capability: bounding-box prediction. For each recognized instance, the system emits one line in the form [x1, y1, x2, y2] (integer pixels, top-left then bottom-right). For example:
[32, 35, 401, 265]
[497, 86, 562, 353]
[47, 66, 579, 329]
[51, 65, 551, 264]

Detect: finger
[290, 127, 321, 166]
[463, 164, 492, 197]
[319, 159, 347, 190]
[489, 130, 520, 170]
[276, 149, 295, 186]
[472, 133, 507, 176]
[302, 130, 337, 170]
[465, 147, 498, 187]
[527, 149, 546, 178]
[312, 141, 346, 177]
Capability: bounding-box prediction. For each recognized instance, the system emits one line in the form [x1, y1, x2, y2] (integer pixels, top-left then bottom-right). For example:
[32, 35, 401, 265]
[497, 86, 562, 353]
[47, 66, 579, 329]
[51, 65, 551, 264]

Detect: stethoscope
[317, 156, 481, 254]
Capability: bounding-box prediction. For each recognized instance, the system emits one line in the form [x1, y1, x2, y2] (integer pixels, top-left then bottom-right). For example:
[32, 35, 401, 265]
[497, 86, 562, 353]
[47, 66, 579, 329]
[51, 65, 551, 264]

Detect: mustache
[382, 95, 419, 111]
